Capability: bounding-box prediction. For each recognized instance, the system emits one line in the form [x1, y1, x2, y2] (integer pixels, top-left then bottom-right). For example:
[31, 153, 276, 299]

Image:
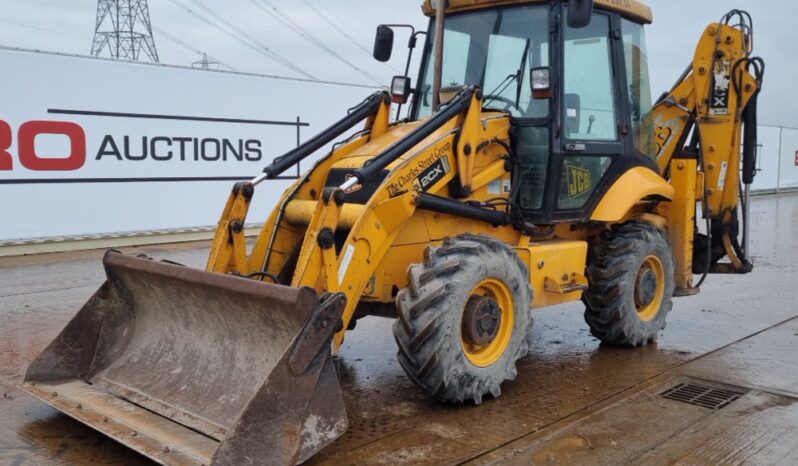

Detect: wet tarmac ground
[1, 193, 798, 465]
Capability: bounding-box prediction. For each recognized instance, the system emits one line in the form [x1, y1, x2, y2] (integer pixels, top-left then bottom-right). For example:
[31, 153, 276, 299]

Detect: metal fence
[752, 125, 798, 193]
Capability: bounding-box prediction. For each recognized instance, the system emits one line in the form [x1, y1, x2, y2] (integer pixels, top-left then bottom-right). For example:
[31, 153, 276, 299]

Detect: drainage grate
[661, 383, 747, 410]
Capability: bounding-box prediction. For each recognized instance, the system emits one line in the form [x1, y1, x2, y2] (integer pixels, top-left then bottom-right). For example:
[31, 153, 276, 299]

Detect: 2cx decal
[413, 156, 451, 192]
[0, 120, 87, 171]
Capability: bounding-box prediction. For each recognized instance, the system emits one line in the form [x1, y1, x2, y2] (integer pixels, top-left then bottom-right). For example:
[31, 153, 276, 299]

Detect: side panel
[516, 240, 588, 309]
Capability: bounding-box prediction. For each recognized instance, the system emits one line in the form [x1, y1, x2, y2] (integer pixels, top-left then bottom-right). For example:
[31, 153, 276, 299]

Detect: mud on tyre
[582, 221, 675, 346]
[393, 234, 532, 404]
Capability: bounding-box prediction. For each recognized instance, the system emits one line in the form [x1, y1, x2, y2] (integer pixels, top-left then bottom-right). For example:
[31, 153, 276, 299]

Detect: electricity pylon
[91, 0, 159, 62]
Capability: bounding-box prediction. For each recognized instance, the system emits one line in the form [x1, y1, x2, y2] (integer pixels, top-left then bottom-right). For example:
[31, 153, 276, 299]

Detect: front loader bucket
[21, 251, 348, 465]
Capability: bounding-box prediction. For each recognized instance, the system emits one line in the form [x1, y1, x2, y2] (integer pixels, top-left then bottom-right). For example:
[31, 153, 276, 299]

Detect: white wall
[751, 125, 780, 192]
[778, 128, 798, 190]
[0, 48, 376, 241]
[753, 125, 798, 193]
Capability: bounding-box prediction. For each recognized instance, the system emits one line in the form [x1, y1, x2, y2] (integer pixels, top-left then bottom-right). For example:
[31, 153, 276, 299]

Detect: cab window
[563, 14, 617, 141]
[622, 18, 655, 158]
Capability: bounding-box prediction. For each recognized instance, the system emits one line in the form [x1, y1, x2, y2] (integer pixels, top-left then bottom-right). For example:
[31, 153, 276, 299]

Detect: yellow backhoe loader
[22, 0, 764, 464]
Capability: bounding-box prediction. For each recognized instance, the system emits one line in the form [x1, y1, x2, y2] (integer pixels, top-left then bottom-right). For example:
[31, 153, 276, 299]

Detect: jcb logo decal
[567, 165, 592, 199]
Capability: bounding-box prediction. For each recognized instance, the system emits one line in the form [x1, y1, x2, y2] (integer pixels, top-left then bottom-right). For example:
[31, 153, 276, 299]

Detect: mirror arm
[396, 32, 429, 121]
[379, 27, 426, 121]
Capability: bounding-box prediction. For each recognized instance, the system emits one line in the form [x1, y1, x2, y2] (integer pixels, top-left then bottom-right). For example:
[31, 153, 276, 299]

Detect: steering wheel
[483, 94, 523, 116]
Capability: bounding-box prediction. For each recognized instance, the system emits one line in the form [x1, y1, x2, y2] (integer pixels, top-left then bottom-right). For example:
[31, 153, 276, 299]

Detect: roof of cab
[422, 0, 653, 24]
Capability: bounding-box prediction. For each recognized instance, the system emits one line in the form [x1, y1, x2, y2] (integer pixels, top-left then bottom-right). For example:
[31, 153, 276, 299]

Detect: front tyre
[393, 235, 532, 404]
[582, 221, 675, 346]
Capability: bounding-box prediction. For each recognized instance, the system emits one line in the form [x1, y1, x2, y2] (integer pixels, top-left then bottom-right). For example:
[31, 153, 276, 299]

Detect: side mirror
[567, 0, 594, 29]
[390, 76, 412, 104]
[373, 25, 395, 62]
[530, 67, 552, 99]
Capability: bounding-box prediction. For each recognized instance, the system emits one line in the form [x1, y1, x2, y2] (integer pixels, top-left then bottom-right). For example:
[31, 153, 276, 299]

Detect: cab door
[546, 9, 632, 221]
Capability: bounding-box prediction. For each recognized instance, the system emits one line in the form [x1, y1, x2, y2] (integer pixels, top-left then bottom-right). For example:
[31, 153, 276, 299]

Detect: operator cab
[385, 0, 658, 224]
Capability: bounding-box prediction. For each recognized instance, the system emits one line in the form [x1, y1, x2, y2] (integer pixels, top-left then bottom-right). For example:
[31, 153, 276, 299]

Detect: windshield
[415, 5, 550, 119]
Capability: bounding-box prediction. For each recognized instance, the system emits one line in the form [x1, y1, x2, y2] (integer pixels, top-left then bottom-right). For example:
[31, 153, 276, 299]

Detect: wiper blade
[483, 73, 518, 109]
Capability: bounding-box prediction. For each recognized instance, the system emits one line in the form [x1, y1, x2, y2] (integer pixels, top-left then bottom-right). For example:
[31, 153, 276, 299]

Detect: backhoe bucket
[21, 251, 348, 465]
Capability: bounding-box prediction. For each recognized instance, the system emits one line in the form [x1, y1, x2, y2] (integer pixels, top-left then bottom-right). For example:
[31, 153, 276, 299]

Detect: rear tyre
[393, 234, 532, 404]
[582, 221, 674, 347]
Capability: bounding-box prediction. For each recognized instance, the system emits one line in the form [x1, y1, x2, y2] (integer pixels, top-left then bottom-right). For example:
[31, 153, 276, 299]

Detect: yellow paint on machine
[516, 240, 588, 308]
[591, 167, 674, 223]
[422, 0, 653, 24]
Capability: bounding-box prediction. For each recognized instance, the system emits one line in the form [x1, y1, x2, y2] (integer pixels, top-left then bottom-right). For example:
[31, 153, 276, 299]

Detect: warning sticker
[488, 179, 511, 195]
[338, 244, 355, 285]
[718, 161, 729, 191]
[710, 60, 731, 116]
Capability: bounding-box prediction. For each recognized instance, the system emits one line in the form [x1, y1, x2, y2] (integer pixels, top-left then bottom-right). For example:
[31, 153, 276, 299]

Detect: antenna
[91, 0, 159, 62]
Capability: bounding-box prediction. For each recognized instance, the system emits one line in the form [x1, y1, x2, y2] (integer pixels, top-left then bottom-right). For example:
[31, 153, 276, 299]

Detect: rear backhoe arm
[650, 11, 764, 280]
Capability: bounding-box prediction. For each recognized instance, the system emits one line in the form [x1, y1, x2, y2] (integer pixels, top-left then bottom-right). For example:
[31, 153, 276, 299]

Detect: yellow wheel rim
[460, 278, 514, 367]
[635, 255, 665, 322]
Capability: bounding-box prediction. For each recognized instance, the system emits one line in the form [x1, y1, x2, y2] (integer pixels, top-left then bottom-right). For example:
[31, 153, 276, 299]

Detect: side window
[622, 19, 655, 158]
[516, 126, 550, 210]
[563, 15, 617, 141]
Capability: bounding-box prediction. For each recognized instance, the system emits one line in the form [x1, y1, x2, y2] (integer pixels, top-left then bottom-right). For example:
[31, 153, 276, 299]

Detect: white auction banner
[0, 47, 375, 242]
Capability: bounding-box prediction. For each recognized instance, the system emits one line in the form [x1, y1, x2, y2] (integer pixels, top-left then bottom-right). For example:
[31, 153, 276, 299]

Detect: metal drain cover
[661, 383, 747, 410]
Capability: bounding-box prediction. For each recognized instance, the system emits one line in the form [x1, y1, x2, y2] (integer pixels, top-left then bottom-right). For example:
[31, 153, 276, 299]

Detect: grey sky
[0, 1, 794, 126]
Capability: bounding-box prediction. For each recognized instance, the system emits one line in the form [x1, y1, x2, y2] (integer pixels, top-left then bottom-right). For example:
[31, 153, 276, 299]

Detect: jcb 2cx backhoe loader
[22, 0, 764, 464]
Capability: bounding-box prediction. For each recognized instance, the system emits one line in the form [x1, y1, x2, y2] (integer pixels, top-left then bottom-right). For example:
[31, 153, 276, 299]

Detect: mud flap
[22, 250, 347, 465]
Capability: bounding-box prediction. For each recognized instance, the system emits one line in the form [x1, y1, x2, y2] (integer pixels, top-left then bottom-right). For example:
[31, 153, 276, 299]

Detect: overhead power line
[306, 0, 360, 38]
[165, 0, 316, 79]
[0, 17, 209, 61]
[249, 0, 384, 85]
[0, 18, 89, 40]
[183, 0, 316, 79]
[301, 0, 401, 75]
[152, 26, 238, 71]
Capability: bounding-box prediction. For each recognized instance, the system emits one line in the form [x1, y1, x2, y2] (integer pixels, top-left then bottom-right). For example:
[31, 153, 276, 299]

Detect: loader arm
[649, 11, 763, 283]
[207, 86, 514, 349]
